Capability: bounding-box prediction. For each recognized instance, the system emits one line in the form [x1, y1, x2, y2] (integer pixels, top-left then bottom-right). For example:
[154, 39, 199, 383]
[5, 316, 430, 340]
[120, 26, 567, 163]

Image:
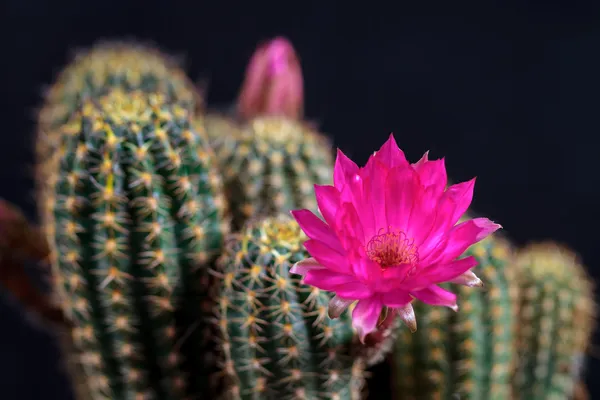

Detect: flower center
[365, 228, 419, 268]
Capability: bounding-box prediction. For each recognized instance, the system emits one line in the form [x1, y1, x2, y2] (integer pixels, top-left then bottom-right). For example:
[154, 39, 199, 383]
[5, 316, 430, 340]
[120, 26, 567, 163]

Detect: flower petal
[334, 149, 359, 189]
[303, 239, 351, 274]
[385, 165, 421, 233]
[444, 178, 476, 224]
[380, 290, 412, 307]
[303, 269, 357, 290]
[429, 218, 502, 264]
[328, 295, 355, 319]
[334, 202, 366, 247]
[413, 155, 447, 197]
[333, 281, 374, 299]
[352, 250, 383, 282]
[314, 184, 340, 228]
[403, 256, 478, 289]
[290, 257, 324, 275]
[352, 297, 383, 343]
[291, 209, 344, 253]
[362, 159, 389, 230]
[396, 303, 417, 333]
[449, 270, 483, 287]
[372, 134, 409, 168]
[411, 285, 458, 311]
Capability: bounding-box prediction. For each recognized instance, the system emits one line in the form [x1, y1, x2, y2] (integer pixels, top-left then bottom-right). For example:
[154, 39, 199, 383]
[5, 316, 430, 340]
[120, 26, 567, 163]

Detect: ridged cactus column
[392, 235, 516, 400]
[212, 215, 367, 400]
[512, 243, 596, 400]
[205, 116, 334, 230]
[43, 88, 227, 399]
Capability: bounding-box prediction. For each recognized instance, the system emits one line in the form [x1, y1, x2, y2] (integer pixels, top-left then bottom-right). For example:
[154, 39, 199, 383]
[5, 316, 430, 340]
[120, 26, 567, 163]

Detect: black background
[1, 1, 599, 399]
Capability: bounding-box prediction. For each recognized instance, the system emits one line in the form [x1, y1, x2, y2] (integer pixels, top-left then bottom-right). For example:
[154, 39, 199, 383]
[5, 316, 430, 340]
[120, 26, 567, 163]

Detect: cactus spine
[43, 88, 227, 399]
[213, 215, 367, 400]
[512, 242, 596, 400]
[204, 116, 333, 230]
[391, 235, 516, 400]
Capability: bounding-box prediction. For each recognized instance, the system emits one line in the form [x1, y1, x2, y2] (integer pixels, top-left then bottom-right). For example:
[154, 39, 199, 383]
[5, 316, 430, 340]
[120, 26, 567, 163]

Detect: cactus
[391, 235, 517, 400]
[212, 215, 369, 400]
[203, 116, 333, 231]
[36, 41, 200, 221]
[512, 242, 596, 400]
[42, 88, 227, 399]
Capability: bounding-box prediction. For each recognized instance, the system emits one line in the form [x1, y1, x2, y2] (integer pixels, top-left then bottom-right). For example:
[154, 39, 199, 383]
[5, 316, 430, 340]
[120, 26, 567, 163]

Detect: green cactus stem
[202, 115, 333, 231]
[44, 88, 227, 399]
[212, 215, 367, 400]
[391, 235, 517, 400]
[512, 242, 596, 400]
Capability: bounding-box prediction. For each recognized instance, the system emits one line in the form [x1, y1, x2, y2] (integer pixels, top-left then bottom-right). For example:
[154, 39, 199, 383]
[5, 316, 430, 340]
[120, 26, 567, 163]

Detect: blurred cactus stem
[237, 37, 304, 121]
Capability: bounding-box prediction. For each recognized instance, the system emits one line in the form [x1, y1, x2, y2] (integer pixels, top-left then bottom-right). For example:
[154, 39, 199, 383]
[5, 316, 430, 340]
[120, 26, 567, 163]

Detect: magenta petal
[385, 165, 421, 232]
[380, 291, 412, 307]
[444, 178, 476, 224]
[373, 134, 409, 168]
[411, 285, 458, 311]
[303, 239, 352, 274]
[381, 263, 414, 281]
[403, 256, 478, 288]
[291, 209, 344, 253]
[362, 160, 389, 230]
[352, 297, 383, 343]
[334, 202, 366, 246]
[334, 149, 359, 188]
[352, 256, 383, 283]
[414, 157, 447, 197]
[303, 269, 357, 289]
[290, 257, 324, 275]
[333, 281, 374, 299]
[433, 218, 502, 264]
[314, 184, 340, 228]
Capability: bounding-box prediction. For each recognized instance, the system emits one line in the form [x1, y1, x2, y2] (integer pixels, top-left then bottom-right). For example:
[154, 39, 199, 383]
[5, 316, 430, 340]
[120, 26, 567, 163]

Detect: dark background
[1, 1, 599, 399]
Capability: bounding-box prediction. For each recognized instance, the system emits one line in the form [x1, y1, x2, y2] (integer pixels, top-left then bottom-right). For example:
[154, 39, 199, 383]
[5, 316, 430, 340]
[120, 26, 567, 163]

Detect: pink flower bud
[237, 37, 304, 120]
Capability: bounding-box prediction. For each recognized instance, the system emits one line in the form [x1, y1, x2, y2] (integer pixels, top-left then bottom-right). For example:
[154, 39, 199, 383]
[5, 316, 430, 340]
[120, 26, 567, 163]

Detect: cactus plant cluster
[0, 36, 596, 400]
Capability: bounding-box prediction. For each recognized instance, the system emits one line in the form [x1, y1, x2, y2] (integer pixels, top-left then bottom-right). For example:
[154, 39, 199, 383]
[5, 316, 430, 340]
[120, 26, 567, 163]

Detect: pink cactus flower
[290, 134, 502, 342]
[237, 36, 304, 120]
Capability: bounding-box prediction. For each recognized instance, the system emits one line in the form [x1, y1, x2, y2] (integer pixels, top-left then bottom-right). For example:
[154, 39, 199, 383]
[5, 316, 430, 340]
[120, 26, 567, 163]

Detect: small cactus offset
[43, 88, 227, 399]
[212, 215, 367, 400]
[391, 235, 516, 400]
[512, 242, 596, 400]
[204, 116, 333, 231]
